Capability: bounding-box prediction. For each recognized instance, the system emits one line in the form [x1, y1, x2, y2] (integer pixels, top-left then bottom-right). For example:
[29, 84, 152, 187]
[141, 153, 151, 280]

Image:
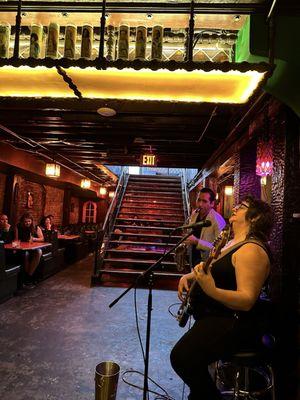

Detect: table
[58, 234, 80, 240]
[4, 242, 52, 251]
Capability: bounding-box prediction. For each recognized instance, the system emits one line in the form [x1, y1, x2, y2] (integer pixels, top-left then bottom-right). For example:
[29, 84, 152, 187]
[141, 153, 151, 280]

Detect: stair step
[129, 175, 181, 182]
[94, 268, 182, 289]
[114, 224, 178, 231]
[128, 177, 181, 183]
[120, 205, 183, 212]
[119, 210, 183, 217]
[111, 232, 182, 240]
[116, 218, 184, 225]
[126, 188, 182, 194]
[127, 183, 181, 190]
[118, 211, 183, 218]
[110, 240, 175, 247]
[107, 249, 175, 256]
[122, 199, 183, 206]
[99, 268, 182, 277]
[124, 194, 180, 201]
[103, 257, 177, 266]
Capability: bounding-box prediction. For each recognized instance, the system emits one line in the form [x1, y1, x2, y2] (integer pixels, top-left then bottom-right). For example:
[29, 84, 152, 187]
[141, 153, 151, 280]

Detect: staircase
[98, 174, 188, 288]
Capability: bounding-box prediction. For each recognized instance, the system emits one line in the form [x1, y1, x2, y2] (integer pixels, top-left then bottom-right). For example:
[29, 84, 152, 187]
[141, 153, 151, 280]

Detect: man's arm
[196, 214, 226, 251]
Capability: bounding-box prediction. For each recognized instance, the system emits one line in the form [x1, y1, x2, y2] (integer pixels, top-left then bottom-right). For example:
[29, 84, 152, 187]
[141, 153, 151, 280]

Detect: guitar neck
[203, 254, 214, 274]
[186, 255, 213, 299]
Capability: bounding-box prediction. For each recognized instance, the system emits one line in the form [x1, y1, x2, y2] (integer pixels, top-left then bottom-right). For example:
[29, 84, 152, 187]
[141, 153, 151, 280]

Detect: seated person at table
[15, 213, 44, 285]
[39, 215, 56, 242]
[0, 214, 14, 243]
[47, 214, 56, 230]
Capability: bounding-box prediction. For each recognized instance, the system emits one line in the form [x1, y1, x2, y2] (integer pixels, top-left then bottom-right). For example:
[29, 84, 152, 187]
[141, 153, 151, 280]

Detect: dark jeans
[170, 314, 265, 400]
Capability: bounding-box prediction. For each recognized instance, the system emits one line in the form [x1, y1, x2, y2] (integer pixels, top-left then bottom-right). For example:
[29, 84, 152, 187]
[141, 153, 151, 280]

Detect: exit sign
[141, 154, 157, 166]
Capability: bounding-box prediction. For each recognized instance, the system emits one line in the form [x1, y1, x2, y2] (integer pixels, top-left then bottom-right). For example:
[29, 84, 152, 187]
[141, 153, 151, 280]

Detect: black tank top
[191, 241, 270, 319]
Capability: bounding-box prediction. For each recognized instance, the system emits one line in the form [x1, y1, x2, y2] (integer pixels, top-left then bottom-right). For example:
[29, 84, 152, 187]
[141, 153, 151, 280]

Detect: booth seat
[64, 240, 89, 264]
[55, 223, 99, 263]
[0, 242, 21, 303]
[35, 233, 65, 281]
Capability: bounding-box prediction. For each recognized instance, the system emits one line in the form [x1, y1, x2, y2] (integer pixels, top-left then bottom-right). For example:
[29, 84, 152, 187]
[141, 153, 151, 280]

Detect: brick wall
[13, 176, 64, 226]
[14, 175, 46, 226]
[44, 185, 64, 225]
[0, 172, 6, 213]
[69, 196, 80, 224]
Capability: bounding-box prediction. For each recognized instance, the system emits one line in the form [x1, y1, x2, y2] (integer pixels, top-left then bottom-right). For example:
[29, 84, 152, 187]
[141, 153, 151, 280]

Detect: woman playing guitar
[170, 196, 273, 400]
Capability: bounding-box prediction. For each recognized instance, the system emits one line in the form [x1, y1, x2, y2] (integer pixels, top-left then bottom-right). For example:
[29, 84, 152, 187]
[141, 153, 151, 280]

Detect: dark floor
[0, 255, 185, 400]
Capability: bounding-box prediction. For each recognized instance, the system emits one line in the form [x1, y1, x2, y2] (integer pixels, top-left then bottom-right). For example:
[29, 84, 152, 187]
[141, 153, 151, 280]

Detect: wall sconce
[256, 160, 273, 177]
[99, 187, 107, 196]
[224, 186, 233, 196]
[81, 178, 91, 189]
[45, 163, 60, 178]
[108, 191, 115, 198]
[260, 176, 267, 186]
[256, 136, 273, 177]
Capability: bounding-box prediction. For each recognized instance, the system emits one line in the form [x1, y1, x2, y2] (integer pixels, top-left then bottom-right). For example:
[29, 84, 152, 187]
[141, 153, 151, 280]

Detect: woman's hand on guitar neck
[178, 272, 194, 301]
[194, 262, 217, 298]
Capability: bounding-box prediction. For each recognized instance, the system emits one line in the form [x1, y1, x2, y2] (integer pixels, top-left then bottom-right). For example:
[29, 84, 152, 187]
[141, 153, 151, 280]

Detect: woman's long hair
[19, 212, 35, 234]
[243, 195, 274, 261]
[243, 196, 273, 241]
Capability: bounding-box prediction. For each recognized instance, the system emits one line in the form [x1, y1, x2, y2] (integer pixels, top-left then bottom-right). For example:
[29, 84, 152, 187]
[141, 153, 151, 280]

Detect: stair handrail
[93, 166, 129, 276]
[102, 166, 129, 233]
[181, 169, 191, 221]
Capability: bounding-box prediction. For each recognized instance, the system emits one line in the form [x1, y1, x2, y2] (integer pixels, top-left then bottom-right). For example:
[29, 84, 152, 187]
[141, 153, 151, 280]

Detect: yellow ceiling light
[81, 178, 91, 189]
[0, 63, 269, 103]
[0, 66, 76, 98]
[224, 185, 234, 196]
[45, 163, 61, 178]
[99, 187, 107, 196]
[67, 67, 265, 104]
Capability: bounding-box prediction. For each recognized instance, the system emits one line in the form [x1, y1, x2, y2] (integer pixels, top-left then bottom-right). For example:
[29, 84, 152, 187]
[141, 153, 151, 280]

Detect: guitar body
[177, 225, 231, 327]
[177, 300, 192, 328]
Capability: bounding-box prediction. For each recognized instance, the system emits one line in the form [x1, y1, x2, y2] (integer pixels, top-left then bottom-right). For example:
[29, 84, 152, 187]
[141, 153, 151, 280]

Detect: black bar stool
[215, 334, 276, 399]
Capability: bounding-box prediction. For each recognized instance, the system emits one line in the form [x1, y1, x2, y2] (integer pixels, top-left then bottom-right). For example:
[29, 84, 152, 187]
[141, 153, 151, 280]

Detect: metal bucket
[95, 361, 120, 400]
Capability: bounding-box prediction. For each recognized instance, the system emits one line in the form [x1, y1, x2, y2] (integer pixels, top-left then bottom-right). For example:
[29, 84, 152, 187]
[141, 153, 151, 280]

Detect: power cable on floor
[122, 370, 176, 400]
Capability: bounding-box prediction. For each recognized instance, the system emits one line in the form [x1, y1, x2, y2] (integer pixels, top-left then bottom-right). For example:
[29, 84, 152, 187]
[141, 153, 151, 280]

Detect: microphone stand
[109, 229, 193, 400]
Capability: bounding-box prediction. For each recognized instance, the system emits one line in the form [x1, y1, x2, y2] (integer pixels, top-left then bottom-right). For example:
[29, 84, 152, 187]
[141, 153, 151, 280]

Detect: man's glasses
[234, 203, 249, 211]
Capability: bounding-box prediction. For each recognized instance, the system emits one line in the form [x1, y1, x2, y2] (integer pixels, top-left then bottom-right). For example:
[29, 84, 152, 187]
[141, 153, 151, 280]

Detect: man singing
[186, 188, 226, 265]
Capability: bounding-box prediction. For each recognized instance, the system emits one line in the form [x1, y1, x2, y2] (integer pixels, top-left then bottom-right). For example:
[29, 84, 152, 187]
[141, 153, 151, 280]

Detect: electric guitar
[177, 224, 231, 328]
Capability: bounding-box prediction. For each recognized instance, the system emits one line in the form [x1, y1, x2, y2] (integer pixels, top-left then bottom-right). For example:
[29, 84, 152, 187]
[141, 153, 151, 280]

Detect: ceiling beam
[0, 1, 269, 15]
[0, 124, 112, 184]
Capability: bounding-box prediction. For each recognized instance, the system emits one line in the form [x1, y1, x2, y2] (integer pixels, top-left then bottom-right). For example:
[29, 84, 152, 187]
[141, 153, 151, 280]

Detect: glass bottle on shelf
[29, 23, 43, 58]
[81, 24, 93, 59]
[46, 22, 59, 59]
[0, 23, 11, 58]
[64, 24, 77, 59]
[118, 24, 129, 60]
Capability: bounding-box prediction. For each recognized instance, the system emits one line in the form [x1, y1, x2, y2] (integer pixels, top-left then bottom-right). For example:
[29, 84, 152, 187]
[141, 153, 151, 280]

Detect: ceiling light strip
[0, 59, 272, 104]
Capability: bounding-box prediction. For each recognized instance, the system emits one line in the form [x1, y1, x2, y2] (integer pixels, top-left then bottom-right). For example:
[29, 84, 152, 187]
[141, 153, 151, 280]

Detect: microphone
[176, 220, 212, 230]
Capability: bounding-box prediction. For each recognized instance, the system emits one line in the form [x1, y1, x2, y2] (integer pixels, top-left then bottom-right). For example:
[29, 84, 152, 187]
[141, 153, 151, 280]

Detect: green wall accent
[235, 15, 300, 116]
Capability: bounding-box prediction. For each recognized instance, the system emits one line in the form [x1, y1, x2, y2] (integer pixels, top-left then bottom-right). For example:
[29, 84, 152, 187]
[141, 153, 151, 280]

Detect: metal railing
[181, 169, 191, 221]
[93, 166, 129, 276]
